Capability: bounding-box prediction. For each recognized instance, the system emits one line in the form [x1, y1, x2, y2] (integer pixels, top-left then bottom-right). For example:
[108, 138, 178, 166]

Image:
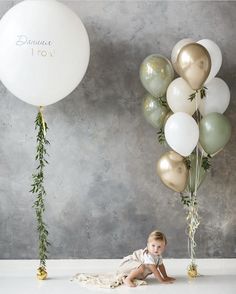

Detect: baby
[117, 230, 175, 287]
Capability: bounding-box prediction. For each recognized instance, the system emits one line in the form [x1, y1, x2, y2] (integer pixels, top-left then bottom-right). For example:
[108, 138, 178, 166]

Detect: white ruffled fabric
[72, 248, 162, 289]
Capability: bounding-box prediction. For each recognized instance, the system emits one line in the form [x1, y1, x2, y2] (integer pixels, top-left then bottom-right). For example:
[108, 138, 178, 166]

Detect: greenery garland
[30, 107, 50, 278]
[157, 127, 166, 145]
[188, 86, 207, 101]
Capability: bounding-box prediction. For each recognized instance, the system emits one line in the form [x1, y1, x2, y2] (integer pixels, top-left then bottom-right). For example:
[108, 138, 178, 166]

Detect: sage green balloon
[142, 93, 168, 128]
[188, 154, 207, 193]
[140, 54, 174, 98]
[199, 112, 231, 155]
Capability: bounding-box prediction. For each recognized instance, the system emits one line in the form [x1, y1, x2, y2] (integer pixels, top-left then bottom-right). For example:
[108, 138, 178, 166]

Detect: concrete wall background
[0, 0, 235, 259]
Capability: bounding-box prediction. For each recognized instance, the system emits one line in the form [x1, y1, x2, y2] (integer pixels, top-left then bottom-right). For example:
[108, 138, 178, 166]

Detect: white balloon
[171, 38, 194, 73]
[165, 112, 199, 157]
[0, 0, 90, 106]
[199, 78, 230, 116]
[197, 39, 222, 84]
[167, 77, 200, 115]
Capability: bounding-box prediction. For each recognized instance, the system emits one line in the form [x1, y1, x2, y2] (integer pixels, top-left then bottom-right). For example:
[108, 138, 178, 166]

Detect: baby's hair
[147, 230, 167, 245]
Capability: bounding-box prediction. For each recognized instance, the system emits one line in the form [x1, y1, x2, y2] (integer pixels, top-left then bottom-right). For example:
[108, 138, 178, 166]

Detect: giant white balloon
[199, 77, 230, 116]
[165, 112, 199, 157]
[0, 0, 90, 106]
[197, 39, 222, 85]
[167, 77, 200, 115]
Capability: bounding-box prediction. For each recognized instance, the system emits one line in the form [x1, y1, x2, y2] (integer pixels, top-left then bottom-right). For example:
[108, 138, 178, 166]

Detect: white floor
[0, 259, 236, 294]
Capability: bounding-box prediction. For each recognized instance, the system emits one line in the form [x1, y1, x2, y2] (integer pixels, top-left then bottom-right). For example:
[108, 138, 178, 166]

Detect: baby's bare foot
[122, 277, 136, 287]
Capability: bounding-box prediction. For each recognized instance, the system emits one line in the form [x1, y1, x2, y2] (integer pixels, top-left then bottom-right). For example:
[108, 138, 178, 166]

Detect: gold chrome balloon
[157, 150, 189, 192]
[171, 38, 194, 74]
[176, 43, 211, 90]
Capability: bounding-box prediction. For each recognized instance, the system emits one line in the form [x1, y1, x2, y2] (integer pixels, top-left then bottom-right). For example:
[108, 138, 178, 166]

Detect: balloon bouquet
[140, 39, 231, 277]
[0, 0, 90, 279]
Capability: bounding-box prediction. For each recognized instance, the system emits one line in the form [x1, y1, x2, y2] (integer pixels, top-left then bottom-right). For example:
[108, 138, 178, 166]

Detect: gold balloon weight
[187, 263, 199, 278]
[157, 150, 189, 193]
[37, 267, 48, 280]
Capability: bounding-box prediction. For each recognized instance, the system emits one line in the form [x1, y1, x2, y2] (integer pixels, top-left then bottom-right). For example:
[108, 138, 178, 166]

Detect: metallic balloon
[176, 43, 211, 90]
[199, 112, 231, 155]
[140, 54, 174, 98]
[142, 93, 169, 129]
[157, 150, 189, 193]
[171, 38, 194, 74]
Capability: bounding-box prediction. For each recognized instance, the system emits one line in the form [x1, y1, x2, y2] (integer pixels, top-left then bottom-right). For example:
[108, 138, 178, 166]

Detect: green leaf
[188, 90, 198, 101]
[184, 157, 191, 170]
[202, 155, 211, 171]
[159, 95, 168, 107]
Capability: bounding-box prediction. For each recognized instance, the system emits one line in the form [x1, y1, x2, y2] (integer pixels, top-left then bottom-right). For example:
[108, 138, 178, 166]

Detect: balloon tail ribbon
[187, 103, 201, 277]
[186, 194, 200, 277]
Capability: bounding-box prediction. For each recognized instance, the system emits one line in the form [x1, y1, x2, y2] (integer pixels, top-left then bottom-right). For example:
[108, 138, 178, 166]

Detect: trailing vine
[188, 86, 207, 101]
[30, 107, 50, 275]
[159, 95, 168, 107]
[184, 156, 191, 170]
[202, 154, 211, 171]
[157, 127, 166, 145]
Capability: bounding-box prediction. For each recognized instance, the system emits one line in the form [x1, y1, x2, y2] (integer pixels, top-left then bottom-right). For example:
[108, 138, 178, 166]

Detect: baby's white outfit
[117, 247, 163, 278]
[143, 249, 163, 266]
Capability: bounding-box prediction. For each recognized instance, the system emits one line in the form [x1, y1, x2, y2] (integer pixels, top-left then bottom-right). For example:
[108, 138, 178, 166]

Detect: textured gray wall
[0, 0, 235, 259]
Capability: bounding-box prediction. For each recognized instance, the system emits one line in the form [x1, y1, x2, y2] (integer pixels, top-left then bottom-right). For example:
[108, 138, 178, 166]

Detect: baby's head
[147, 230, 167, 256]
